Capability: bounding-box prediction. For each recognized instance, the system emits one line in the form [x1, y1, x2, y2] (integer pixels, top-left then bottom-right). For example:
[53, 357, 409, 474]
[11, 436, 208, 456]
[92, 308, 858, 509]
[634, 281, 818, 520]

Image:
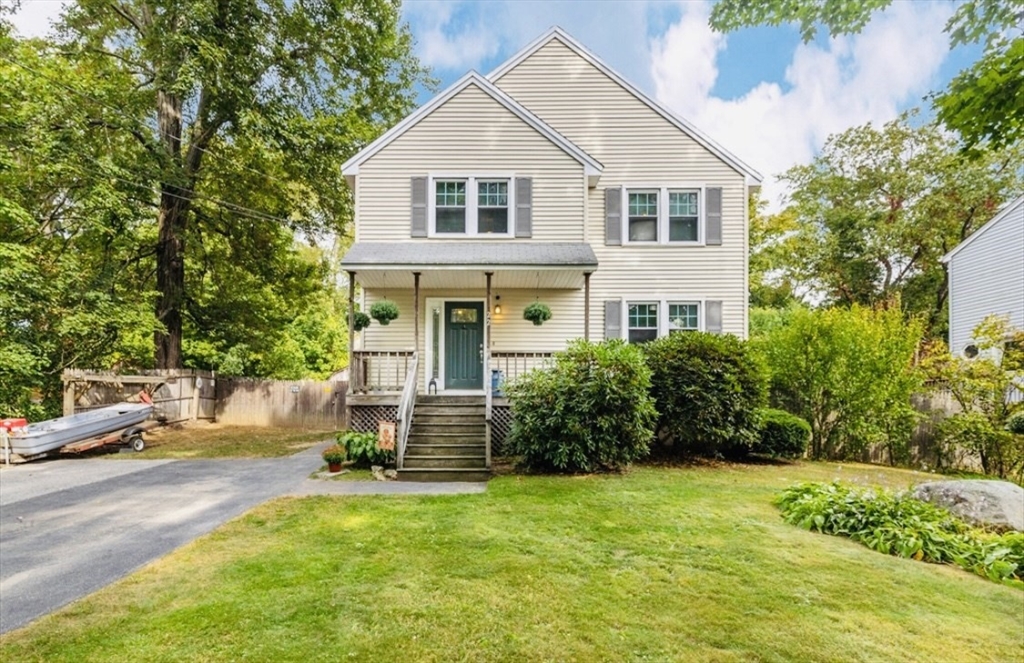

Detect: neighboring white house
[941, 194, 1024, 356]
[337, 27, 761, 477]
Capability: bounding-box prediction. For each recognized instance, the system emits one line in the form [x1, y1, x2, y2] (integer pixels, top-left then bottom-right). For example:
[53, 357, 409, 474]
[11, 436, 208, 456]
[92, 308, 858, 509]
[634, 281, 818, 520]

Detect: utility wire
[1, 53, 309, 221]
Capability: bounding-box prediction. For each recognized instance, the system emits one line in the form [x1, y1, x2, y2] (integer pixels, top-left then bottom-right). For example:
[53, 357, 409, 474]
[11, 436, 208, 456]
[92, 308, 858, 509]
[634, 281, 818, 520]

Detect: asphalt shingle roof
[340, 242, 598, 268]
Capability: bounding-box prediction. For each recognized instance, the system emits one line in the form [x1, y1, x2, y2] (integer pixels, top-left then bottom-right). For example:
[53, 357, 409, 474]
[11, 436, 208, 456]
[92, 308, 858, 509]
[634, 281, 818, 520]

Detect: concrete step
[403, 455, 486, 469]
[398, 468, 491, 482]
[406, 443, 486, 457]
[414, 404, 486, 416]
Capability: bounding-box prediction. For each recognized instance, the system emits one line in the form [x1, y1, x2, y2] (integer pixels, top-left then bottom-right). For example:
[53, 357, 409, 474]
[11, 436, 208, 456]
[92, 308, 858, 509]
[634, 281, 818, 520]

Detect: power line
[0, 53, 312, 219]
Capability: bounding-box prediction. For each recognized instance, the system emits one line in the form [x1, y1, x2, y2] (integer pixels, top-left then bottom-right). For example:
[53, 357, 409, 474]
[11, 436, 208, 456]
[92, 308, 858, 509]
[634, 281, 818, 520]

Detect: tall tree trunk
[154, 89, 188, 368]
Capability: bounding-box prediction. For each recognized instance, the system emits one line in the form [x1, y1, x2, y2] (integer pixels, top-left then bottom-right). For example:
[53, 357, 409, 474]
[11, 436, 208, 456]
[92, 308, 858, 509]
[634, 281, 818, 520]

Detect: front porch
[341, 241, 596, 477]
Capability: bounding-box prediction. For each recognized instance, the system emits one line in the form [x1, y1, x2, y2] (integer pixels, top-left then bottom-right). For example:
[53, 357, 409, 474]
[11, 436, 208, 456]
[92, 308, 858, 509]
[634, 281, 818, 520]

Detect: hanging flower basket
[370, 300, 400, 326]
[352, 311, 371, 332]
[523, 302, 552, 326]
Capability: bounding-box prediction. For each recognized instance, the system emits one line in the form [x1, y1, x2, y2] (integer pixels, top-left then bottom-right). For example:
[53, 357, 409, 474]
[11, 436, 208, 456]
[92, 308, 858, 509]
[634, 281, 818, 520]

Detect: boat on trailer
[4, 403, 153, 457]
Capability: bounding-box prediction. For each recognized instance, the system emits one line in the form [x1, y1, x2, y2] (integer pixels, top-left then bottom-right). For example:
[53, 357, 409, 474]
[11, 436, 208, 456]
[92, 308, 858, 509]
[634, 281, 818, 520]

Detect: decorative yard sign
[378, 421, 396, 451]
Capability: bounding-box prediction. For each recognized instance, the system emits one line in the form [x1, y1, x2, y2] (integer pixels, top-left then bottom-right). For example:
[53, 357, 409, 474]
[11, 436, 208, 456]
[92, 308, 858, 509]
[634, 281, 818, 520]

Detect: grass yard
[1, 462, 1021, 662]
[127, 424, 335, 459]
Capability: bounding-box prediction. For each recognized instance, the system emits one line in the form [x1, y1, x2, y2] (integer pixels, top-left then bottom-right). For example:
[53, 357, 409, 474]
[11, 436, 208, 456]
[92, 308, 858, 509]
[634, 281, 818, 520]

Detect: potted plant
[523, 301, 552, 326]
[352, 311, 371, 332]
[321, 444, 347, 473]
[370, 300, 400, 326]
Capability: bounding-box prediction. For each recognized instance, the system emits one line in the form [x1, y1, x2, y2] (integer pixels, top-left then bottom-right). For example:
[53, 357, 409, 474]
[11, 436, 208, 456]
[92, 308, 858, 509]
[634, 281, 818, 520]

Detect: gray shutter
[604, 300, 622, 339]
[705, 300, 723, 334]
[411, 176, 428, 237]
[705, 187, 722, 245]
[515, 177, 532, 237]
[605, 187, 622, 245]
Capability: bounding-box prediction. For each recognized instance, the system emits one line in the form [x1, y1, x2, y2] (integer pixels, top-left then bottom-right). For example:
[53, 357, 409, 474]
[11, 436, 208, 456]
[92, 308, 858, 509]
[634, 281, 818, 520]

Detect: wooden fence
[62, 369, 346, 429]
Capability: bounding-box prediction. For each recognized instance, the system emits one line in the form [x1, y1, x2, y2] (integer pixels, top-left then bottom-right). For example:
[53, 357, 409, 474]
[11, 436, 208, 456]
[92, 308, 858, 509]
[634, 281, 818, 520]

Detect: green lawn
[2, 462, 1022, 662]
[123, 424, 335, 459]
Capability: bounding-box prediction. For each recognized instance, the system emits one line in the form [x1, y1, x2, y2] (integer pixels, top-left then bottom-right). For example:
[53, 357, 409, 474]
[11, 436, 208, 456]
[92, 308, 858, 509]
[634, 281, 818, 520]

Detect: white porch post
[413, 272, 421, 353]
[347, 270, 356, 395]
[485, 271, 493, 469]
[584, 271, 592, 341]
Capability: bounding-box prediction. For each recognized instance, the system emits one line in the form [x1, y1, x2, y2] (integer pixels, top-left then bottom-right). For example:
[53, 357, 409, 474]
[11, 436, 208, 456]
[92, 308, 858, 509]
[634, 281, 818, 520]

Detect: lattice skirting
[350, 405, 399, 433]
[490, 405, 514, 456]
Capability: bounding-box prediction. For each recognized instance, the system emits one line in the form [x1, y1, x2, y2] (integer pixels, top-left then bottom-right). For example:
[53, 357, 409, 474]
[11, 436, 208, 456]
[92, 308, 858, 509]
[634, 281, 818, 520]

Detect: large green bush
[935, 412, 1020, 480]
[506, 339, 657, 473]
[1008, 411, 1024, 436]
[756, 408, 810, 458]
[643, 331, 766, 458]
[337, 430, 393, 468]
[777, 482, 1024, 586]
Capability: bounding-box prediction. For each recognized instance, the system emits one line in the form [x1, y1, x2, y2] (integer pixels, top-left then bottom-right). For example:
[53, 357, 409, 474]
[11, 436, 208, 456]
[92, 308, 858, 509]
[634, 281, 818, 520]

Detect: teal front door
[444, 301, 484, 390]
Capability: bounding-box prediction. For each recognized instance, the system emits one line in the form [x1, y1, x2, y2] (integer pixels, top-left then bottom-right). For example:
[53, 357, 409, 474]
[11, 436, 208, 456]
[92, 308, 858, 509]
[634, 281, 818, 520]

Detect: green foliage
[753, 304, 924, 462]
[924, 315, 1024, 479]
[321, 444, 347, 464]
[506, 340, 657, 473]
[352, 312, 371, 332]
[1008, 412, 1024, 436]
[369, 300, 400, 326]
[523, 302, 552, 326]
[757, 408, 810, 459]
[710, 0, 1024, 150]
[643, 332, 766, 458]
[768, 114, 1022, 337]
[777, 481, 1024, 586]
[337, 430, 392, 468]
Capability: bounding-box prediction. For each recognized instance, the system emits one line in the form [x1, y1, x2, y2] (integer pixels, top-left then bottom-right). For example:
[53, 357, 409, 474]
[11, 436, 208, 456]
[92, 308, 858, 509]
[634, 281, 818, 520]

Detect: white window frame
[667, 301, 702, 334]
[626, 189, 660, 243]
[626, 301, 661, 343]
[622, 185, 705, 246]
[427, 174, 515, 238]
[623, 298, 705, 342]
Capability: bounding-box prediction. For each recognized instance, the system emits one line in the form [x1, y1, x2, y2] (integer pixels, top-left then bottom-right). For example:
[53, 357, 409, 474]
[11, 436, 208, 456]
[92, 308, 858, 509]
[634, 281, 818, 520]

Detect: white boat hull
[6, 404, 153, 456]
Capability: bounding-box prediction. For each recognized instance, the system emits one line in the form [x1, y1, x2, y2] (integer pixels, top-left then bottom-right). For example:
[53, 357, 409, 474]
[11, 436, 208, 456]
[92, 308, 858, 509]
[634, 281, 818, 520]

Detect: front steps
[399, 395, 490, 482]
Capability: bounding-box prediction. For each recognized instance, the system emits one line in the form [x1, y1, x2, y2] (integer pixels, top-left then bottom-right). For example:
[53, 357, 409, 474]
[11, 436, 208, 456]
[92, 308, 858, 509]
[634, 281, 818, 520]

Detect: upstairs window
[669, 191, 699, 242]
[429, 175, 513, 237]
[435, 180, 466, 233]
[477, 181, 509, 234]
[628, 191, 659, 242]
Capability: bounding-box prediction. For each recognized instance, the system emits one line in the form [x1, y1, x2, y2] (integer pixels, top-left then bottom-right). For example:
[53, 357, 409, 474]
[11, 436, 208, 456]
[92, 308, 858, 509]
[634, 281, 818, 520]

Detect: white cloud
[8, 0, 69, 38]
[650, 0, 953, 209]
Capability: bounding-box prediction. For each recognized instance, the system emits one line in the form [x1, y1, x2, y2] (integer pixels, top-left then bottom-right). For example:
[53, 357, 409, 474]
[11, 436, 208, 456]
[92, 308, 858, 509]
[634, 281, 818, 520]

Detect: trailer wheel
[129, 436, 145, 452]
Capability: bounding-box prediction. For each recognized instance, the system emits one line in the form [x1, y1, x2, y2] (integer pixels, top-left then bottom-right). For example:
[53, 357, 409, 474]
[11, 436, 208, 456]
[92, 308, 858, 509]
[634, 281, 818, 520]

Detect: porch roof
[341, 242, 598, 271]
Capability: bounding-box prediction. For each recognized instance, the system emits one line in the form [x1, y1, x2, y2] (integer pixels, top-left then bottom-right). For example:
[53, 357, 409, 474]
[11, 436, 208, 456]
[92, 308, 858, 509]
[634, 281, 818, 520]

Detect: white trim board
[341, 71, 603, 182]
[487, 26, 763, 186]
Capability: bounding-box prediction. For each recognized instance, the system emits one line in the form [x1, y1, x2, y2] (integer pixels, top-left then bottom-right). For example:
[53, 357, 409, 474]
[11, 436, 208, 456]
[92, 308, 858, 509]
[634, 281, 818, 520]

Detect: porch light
[494, 295, 502, 315]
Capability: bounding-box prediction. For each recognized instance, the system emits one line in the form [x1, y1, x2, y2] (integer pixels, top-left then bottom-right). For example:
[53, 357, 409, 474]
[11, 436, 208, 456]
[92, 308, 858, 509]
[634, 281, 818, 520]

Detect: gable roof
[488, 27, 763, 186]
[340, 71, 603, 180]
[941, 194, 1024, 263]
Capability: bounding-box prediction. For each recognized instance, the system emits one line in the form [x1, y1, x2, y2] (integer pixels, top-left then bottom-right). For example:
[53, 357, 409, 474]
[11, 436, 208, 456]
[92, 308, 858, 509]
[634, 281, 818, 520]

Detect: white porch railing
[351, 350, 415, 393]
[488, 352, 554, 389]
[395, 352, 419, 470]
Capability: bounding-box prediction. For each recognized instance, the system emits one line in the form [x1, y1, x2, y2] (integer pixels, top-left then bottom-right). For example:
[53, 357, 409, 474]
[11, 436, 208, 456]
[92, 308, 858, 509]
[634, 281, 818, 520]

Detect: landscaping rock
[383, 469, 398, 480]
[912, 480, 1024, 532]
[371, 465, 384, 481]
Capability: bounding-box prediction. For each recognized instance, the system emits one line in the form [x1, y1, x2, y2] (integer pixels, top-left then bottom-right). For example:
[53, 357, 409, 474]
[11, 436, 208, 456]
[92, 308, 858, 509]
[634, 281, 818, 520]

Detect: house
[339, 27, 761, 479]
[941, 194, 1024, 358]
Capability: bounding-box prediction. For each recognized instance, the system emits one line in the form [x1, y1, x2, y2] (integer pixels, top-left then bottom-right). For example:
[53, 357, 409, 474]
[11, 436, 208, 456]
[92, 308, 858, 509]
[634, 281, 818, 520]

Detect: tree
[775, 115, 1022, 335]
[709, 0, 1024, 151]
[749, 196, 803, 308]
[54, 0, 429, 367]
[752, 304, 925, 462]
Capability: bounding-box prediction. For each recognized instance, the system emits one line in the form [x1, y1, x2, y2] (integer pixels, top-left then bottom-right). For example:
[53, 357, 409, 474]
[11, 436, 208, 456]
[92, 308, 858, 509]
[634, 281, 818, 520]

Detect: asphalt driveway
[0, 448, 324, 634]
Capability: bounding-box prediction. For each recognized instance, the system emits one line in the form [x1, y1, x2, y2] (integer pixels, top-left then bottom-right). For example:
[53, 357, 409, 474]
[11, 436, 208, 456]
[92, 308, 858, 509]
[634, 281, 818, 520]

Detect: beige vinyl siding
[361, 287, 587, 387]
[948, 198, 1024, 354]
[356, 83, 586, 242]
[494, 39, 750, 337]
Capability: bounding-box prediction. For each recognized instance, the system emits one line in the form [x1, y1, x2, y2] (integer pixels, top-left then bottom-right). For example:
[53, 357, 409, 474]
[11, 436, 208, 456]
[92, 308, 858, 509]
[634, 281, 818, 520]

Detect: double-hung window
[623, 187, 702, 244]
[628, 303, 659, 343]
[668, 302, 700, 333]
[431, 176, 512, 237]
[626, 300, 703, 343]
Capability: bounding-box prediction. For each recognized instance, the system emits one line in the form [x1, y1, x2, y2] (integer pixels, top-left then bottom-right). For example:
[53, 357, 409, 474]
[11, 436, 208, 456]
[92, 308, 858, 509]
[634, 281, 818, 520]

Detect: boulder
[912, 480, 1024, 532]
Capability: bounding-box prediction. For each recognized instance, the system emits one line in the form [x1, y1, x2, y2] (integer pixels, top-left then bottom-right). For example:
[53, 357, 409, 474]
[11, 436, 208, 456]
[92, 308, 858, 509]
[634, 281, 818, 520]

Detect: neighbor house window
[628, 303, 659, 343]
[669, 191, 699, 242]
[430, 176, 513, 237]
[477, 181, 508, 234]
[668, 303, 700, 333]
[435, 180, 466, 233]
[628, 191, 659, 242]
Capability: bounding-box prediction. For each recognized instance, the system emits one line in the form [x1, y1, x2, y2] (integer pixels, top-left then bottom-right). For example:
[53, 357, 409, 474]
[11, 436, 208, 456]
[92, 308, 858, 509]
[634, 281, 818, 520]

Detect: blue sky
[13, 0, 985, 207]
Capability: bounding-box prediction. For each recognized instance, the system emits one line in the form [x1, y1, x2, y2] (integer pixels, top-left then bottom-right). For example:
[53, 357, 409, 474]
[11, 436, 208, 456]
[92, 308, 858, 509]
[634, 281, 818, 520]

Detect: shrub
[643, 331, 766, 458]
[777, 481, 1024, 585]
[756, 408, 810, 458]
[935, 412, 1021, 480]
[337, 430, 393, 467]
[506, 339, 656, 473]
[369, 300, 399, 325]
[1008, 411, 1024, 435]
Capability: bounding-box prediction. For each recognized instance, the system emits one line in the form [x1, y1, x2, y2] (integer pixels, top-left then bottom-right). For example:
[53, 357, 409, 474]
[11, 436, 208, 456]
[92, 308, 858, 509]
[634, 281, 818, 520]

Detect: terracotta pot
[328, 461, 342, 473]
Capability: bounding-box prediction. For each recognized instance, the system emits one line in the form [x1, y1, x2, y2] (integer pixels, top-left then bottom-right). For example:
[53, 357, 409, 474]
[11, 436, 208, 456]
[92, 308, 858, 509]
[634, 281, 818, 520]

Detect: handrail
[350, 350, 415, 393]
[395, 351, 419, 470]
